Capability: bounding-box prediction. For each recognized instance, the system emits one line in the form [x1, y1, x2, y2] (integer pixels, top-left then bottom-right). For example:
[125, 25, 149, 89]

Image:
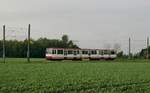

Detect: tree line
[0, 35, 79, 58]
[0, 34, 149, 59]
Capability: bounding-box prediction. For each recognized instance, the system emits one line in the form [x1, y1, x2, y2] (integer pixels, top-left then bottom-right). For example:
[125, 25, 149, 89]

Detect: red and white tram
[46, 48, 117, 60]
[81, 49, 90, 59]
[46, 48, 64, 60]
[89, 49, 99, 60]
[64, 48, 82, 60]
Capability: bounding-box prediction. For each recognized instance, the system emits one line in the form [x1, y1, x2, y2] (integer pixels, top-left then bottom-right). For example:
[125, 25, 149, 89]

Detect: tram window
[99, 50, 103, 55]
[91, 50, 97, 54]
[68, 50, 73, 54]
[74, 51, 77, 55]
[82, 51, 88, 54]
[111, 50, 115, 54]
[77, 50, 80, 54]
[82, 51, 85, 54]
[52, 50, 54, 54]
[52, 50, 56, 54]
[103, 50, 108, 54]
[46, 49, 52, 54]
[57, 50, 63, 54]
[85, 51, 88, 54]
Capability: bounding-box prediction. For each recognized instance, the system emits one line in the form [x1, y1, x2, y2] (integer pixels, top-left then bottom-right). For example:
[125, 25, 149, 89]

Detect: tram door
[64, 50, 67, 59]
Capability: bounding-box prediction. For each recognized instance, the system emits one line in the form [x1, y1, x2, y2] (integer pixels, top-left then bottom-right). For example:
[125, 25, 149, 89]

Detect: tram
[46, 48, 117, 60]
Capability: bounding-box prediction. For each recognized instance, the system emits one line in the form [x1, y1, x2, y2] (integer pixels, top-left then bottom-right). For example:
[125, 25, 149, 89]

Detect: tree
[68, 40, 74, 48]
[61, 35, 69, 47]
[117, 51, 123, 57]
[139, 47, 150, 59]
[0, 35, 79, 58]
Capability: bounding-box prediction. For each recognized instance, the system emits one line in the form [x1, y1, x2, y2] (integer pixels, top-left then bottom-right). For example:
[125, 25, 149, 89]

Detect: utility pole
[3, 25, 5, 63]
[147, 37, 149, 59]
[129, 37, 131, 59]
[27, 24, 30, 62]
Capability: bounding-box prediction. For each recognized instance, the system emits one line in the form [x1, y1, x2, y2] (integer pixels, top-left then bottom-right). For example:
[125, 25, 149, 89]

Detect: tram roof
[47, 48, 81, 50]
[46, 48, 116, 51]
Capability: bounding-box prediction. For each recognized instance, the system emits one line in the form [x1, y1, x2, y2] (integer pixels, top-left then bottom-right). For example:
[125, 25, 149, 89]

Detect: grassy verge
[0, 58, 150, 93]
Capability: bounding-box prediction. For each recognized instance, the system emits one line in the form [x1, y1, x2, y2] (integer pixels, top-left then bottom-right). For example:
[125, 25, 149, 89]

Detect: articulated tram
[46, 48, 117, 60]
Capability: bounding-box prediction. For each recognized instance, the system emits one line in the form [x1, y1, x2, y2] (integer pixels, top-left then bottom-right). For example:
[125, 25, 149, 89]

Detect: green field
[0, 59, 150, 93]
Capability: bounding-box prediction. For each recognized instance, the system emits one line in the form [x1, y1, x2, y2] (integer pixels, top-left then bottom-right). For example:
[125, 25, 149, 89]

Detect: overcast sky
[0, 0, 150, 53]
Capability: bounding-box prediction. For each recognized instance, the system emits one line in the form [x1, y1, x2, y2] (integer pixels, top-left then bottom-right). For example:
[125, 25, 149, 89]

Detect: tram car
[81, 49, 90, 59]
[46, 48, 117, 60]
[89, 49, 99, 60]
[64, 48, 82, 60]
[46, 48, 64, 60]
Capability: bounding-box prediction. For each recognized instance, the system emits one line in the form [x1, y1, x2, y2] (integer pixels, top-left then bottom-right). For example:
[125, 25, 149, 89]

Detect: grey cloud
[0, 0, 150, 53]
